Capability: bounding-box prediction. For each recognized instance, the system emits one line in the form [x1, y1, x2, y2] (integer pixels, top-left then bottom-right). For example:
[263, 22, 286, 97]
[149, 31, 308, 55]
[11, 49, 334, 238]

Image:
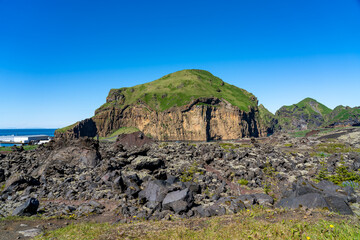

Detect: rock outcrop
[56, 70, 270, 141]
[1, 134, 360, 219]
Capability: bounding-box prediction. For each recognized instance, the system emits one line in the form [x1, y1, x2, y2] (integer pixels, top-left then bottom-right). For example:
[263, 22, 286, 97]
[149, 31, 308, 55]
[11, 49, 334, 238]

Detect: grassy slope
[281, 98, 332, 116]
[56, 122, 78, 134]
[0, 145, 38, 152]
[97, 127, 140, 141]
[35, 207, 359, 240]
[258, 104, 275, 128]
[96, 69, 257, 113]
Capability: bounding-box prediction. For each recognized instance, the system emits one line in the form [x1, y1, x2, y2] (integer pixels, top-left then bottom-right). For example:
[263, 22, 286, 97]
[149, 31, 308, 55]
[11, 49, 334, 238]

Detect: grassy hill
[276, 98, 332, 130]
[280, 98, 332, 116]
[326, 105, 360, 126]
[96, 69, 258, 113]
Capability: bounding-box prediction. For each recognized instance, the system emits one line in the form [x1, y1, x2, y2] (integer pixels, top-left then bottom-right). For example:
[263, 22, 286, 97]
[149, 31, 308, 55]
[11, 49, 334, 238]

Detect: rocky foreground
[1, 127, 360, 238]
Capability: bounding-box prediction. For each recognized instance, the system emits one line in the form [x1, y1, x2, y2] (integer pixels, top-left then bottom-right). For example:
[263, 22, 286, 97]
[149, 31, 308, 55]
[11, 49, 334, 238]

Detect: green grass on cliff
[56, 122, 79, 133]
[97, 127, 140, 141]
[258, 104, 275, 128]
[96, 69, 257, 114]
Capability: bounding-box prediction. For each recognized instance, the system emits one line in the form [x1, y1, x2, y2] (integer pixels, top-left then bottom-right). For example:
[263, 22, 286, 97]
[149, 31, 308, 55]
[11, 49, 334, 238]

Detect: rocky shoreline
[1, 128, 360, 225]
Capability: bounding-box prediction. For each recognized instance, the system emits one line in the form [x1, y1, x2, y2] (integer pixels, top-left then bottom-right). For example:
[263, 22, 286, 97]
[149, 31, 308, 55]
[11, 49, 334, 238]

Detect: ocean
[0, 129, 57, 147]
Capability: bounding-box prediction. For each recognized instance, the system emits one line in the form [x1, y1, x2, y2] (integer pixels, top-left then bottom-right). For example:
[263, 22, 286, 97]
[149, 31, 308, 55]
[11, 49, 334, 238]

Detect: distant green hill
[275, 98, 332, 130]
[326, 105, 360, 126]
[95, 69, 257, 114]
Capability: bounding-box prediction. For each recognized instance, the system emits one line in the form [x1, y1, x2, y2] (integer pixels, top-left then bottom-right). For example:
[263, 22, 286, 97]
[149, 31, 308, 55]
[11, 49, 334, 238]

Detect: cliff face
[92, 98, 265, 141]
[55, 118, 97, 139]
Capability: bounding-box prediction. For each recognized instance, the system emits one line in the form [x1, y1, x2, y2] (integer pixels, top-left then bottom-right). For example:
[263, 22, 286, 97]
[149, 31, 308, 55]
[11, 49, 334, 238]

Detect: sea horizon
[0, 128, 57, 137]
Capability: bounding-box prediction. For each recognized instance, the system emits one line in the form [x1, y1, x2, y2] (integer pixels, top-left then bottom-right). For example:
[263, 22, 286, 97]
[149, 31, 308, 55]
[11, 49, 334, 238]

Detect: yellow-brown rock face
[92, 98, 266, 141]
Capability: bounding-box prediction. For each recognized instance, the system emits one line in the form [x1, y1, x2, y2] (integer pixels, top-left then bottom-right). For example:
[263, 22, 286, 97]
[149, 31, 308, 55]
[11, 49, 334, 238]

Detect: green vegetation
[315, 142, 360, 154]
[276, 98, 332, 130]
[0, 145, 38, 152]
[218, 142, 251, 150]
[262, 160, 279, 196]
[35, 208, 360, 240]
[219, 142, 238, 150]
[96, 69, 257, 113]
[237, 179, 249, 186]
[316, 161, 360, 185]
[326, 106, 360, 125]
[103, 127, 139, 139]
[180, 162, 204, 182]
[258, 104, 276, 131]
[56, 122, 79, 133]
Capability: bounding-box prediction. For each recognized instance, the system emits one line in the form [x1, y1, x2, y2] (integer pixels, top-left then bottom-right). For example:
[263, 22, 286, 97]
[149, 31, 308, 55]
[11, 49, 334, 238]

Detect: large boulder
[277, 193, 328, 209]
[12, 198, 39, 216]
[31, 138, 101, 178]
[139, 180, 169, 209]
[277, 180, 354, 215]
[253, 193, 274, 206]
[131, 156, 164, 171]
[162, 188, 194, 213]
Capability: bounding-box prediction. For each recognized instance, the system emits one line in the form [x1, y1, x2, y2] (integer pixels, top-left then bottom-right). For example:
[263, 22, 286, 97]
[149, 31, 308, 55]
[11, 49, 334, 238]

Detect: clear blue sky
[1, 0, 359, 128]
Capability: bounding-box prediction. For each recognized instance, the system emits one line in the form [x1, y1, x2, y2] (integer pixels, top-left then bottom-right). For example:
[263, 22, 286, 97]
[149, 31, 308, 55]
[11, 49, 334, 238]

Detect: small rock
[18, 228, 42, 238]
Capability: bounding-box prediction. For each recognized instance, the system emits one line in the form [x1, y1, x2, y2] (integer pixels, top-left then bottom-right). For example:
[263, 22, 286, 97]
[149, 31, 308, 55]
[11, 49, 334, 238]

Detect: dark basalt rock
[1, 134, 360, 219]
[162, 188, 194, 214]
[277, 180, 354, 215]
[131, 156, 164, 171]
[139, 180, 169, 209]
[12, 198, 39, 216]
[0, 168, 5, 182]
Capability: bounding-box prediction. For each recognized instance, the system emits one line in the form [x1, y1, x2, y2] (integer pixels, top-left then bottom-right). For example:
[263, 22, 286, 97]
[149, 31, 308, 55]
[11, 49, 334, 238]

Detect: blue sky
[0, 0, 359, 128]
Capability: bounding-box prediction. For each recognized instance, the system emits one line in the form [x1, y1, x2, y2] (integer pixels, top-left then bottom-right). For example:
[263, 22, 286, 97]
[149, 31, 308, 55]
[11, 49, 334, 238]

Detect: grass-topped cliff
[95, 69, 258, 114]
[56, 69, 267, 140]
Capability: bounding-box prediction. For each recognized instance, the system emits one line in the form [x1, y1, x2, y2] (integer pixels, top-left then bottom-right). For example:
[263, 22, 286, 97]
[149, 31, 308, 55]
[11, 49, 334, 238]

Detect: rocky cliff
[56, 70, 269, 141]
[92, 97, 263, 141]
